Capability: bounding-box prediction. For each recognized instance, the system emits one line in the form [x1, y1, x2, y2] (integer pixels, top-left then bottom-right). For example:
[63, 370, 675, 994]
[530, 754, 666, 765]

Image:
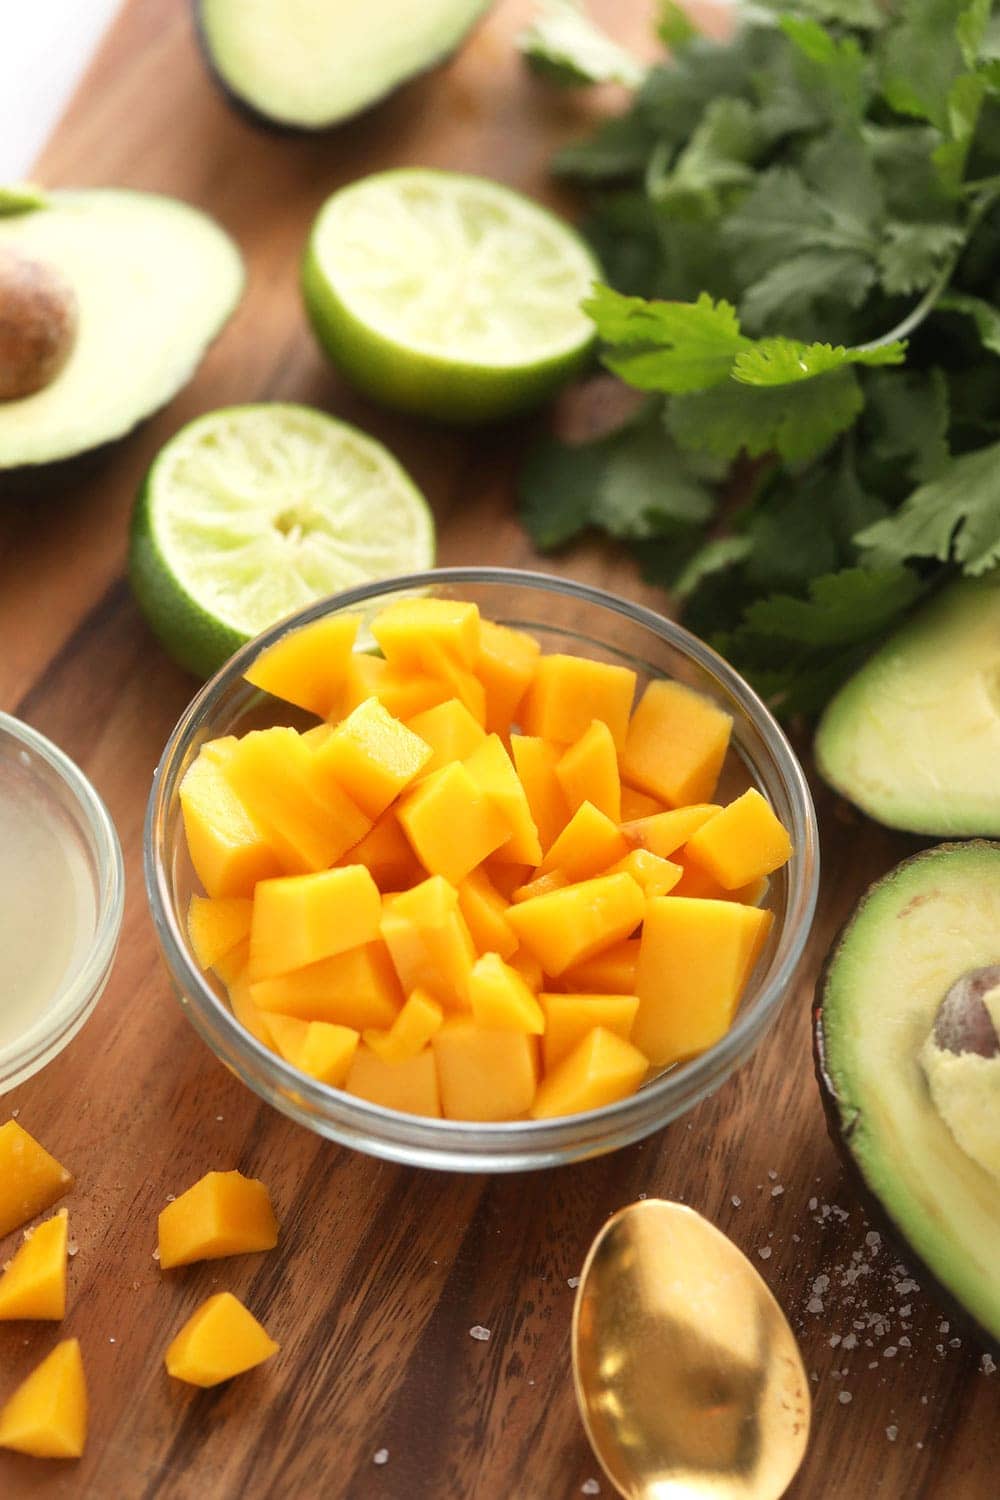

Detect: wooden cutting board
[0, 2, 995, 1495]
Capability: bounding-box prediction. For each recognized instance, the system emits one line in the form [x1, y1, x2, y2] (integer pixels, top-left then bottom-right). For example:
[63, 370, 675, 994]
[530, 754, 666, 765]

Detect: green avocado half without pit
[0, 188, 243, 474]
[815, 576, 1000, 836]
[816, 842, 1000, 1347]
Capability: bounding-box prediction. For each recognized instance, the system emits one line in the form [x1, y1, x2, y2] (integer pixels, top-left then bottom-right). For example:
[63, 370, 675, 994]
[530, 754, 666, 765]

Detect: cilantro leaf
[780, 16, 872, 122]
[740, 250, 877, 337]
[861, 367, 951, 486]
[517, 2, 645, 88]
[656, 0, 698, 50]
[932, 70, 987, 192]
[552, 115, 654, 181]
[673, 535, 754, 598]
[669, 368, 864, 464]
[647, 98, 761, 218]
[877, 0, 968, 128]
[876, 219, 966, 293]
[732, 337, 906, 384]
[723, 164, 878, 283]
[938, 289, 1000, 352]
[587, 287, 751, 392]
[857, 440, 1000, 573]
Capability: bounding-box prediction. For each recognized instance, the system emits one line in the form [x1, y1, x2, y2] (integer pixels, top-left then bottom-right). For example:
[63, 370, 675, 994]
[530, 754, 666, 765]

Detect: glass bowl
[0, 712, 125, 1093]
[144, 568, 819, 1172]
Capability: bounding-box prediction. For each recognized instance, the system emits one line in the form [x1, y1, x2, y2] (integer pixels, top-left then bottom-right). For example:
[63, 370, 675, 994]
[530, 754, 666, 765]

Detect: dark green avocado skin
[813, 843, 1000, 1356]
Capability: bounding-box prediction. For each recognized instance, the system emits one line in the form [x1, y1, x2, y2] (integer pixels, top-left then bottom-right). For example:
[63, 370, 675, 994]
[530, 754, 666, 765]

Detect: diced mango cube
[457, 868, 518, 960]
[634, 897, 773, 1066]
[622, 680, 732, 806]
[226, 727, 370, 873]
[212, 935, 250, 986]
[432, 1019, 538, 1120]
[531, 1027, 648, 1119]
[0, 1122, 73, 1240]
[343, 810, 420, 892]
[228, 972, 274, 1045]
[344, 1045, 441, 1117]
[407, 698, 486, 774]
[372, 597, 481, 671]
[0, 1211, 68, 1321]
[398, 761, 510, 885]
[248, 865, 381, 980]
[509, 735, 569, 853]
[422, 652, 487, 725]
[619, 784, 663, 820]
[561, 938, 640, 996]
[620, 803, 721, 859]
[476, 620, 540, 732]
[364, 989, 444, 1063]
[607, 849, 682, 897]
[244, 614, 359, 717]
[263, 1016, 359, 1086]
[187, 894, 253, 972]
[556, 720, 621, 822]
[249, 941, 403, 1027]
[538, 801, 628, 882]
[311, 696, 431, 819]
[165, 1292, 278, 1388]
[468, 953, 545, 1033]
[509, 947, 545, 992]
[380, 877, 476, 1007]
[179, 739, 282, 898]
[522, 655, 636, 750]
[513, 870, 569, 903]
[157, 1170, 279, 1269]
[463, 734, 542, 864]
[539, 995, 640, 1071]
[0, 1338, 86, 1458]
[683, 788, 793, 889]
[506, 872, 645, 977]
[340, 653, 452, 720]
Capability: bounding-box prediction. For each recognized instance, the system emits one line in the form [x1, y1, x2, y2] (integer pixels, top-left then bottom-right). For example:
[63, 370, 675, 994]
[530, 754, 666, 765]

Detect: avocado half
[815, 842, 1000, 1347]
[815, 576, 1000, 835]
[0, 189, 243, 474]
[195, 0, 492, 132]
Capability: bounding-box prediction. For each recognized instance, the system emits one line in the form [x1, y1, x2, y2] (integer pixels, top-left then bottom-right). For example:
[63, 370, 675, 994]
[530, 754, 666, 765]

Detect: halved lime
[129, 403, 435, 678]
[301, 168, 600, 424]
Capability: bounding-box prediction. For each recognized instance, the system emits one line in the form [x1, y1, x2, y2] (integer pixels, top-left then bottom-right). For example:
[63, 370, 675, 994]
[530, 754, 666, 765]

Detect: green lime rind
[128, 402, 436, 679]
[0, 184, 48, 217]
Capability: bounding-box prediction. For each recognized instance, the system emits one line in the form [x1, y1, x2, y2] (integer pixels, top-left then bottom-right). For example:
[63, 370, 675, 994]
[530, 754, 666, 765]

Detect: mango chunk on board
[165, 1292, 278, 1388]
[158, 1170, 279, 1270]
[531, 1027, 648, 1119]
[0, 1338, 87, 1458]
[622, 680, 732, 807]
[0, 1122, 73, 1240]
[0, 1211, 68, 1321]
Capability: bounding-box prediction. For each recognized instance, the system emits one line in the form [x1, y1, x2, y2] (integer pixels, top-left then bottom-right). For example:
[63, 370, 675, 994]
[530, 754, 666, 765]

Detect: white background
[1, 1, 123, 180]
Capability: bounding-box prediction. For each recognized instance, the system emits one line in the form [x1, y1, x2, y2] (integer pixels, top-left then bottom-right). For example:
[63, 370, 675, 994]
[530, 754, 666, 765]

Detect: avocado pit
[0, 248, 78, 401]
[920, 965, 1000, 1183]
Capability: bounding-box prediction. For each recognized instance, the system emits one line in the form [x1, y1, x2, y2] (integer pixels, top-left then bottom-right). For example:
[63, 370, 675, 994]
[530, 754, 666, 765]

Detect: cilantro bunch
[519, 0, 1000, 716]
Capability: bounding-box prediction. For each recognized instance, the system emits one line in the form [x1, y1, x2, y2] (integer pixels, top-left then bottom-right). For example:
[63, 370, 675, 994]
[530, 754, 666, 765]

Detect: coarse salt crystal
[768, 1170, 778, 1180]
[758, 1247, 772, 1260]
[67, 1241, 78, 1257]
[470, 1325, 491, 1342]
[731, 1196, 742, 1208]
[808, 1197, 818, 1211]
[10, 1109, 19, 1119]
[567, 1277, 581, 1289]
[152, 1248, 160, 1261]
[771, 1185, 784, 1197]
[898, 1304, 912, 1317]
[830, 1335, 842, 1348]
[982, 1354, 997, 1375]
[883, 1347, 898, 1359]
[886, 1426, 898, 1442]
[373, 1449, 389, 1466]
[812, 1275, 830, 1294]
[216, 1115, 224, 1122]
[842, 1334, 857, 1351]
[838, 1391, 853, 1404]
[807, 1297, 824, 1314]
[581, 1482, 601, 1495]
[898, 1337, 911, 1348]
[949, 1338, 962, 1348]
[938, 1320, 950, 1334]
[865, 1231, 881, 1249]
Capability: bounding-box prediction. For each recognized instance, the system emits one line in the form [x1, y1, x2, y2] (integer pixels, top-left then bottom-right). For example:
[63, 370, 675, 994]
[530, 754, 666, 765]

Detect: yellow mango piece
[398, 761, 509, 885]
[228, 972, 274, 1045]
[621, 804, 722, 859]
[226, 727, 371, 873]
[407, 698, 487, 774]
[556, 719, 621, 822]
[484, 860, 532, 899]
[538, 801, 628, 881]
[540, 995, 640, 1072]
[158, 1170, 279, 1270]
[531, 1027, 648, 1119]
[561, 938, 640, 996]
[432, 1019, 539, 1120]
[364, 989, 444, 1063]
[507, 872, 645, 977]
[607, 849, 682, 897]
[422, 650, 487, 725]
[244, 614, 359, 717]
[634, 897, 773, 1066]
[212, 935, 250, 985]
[339, 653, 452, 720]
[0, 1338, 86, 1458]
[0, 1212, 68, 1321]
[509, 947, 545, 992]
[622, 680, 732, 806]
[187, 894, 253, 972]
[513, 869, 569, 903]
[464, 734, 543, 864]
[344, 1045, 442, 1117]
[343, 809, 420, 891]
[683, 788, 793, 890]
[264, 1015, 359, 1086]
[476, 619, 540, 733]
[380, 876, 476, 1007]
[372, 597, 481, 671]
[457, 868, 518, 960]
[250, 941, 402, 1027]
[312, 696, 431, 819]
[468, 953, 545, 1033]
[248, 865, 381, 980]
[667, 859, 752, 902]
[165, 1292, 278, 1388]
[0, 1122, 73, 1240]
[522, 654, 636, 750]
[179, 738, 282, 898]
[620, 784, 663, 820]
[509, 735, 569, 854]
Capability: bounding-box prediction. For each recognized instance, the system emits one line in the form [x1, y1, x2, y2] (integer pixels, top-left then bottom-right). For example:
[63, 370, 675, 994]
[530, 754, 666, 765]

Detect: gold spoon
[572, 1200, 810, 1500]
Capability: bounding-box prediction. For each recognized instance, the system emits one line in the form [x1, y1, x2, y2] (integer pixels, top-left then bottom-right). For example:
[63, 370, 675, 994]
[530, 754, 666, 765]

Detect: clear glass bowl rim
[0, 710, 125, 1087]
[144, 567, 820, 1171]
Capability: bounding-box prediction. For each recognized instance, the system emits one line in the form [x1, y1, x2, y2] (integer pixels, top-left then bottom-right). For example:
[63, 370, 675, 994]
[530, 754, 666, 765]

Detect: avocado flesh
[819, 842, 1000, 1343]
[197, 0, 491, 130]
[0, 191, 243, 470]
[815, 577, 1000, 835]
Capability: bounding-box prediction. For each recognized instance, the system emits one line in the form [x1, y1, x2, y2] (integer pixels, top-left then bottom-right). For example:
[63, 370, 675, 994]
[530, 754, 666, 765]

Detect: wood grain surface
[1, 2, 996, 1495]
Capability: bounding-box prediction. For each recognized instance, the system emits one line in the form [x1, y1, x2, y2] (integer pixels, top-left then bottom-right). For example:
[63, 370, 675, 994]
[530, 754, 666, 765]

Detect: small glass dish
[0, 712, 125, 1094]
[145, 568, 819, 1172]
